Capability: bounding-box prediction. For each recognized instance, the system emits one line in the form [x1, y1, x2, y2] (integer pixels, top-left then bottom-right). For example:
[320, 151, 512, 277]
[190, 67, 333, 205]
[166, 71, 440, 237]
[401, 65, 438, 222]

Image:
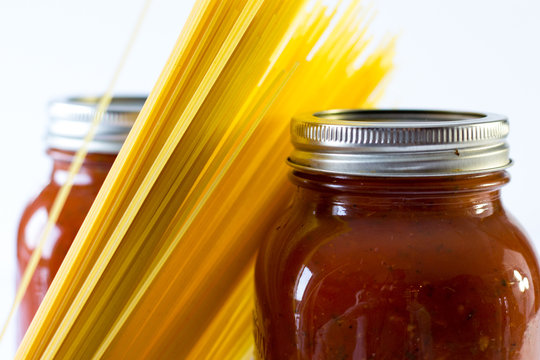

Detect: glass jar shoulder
[260, 200, 539, 275]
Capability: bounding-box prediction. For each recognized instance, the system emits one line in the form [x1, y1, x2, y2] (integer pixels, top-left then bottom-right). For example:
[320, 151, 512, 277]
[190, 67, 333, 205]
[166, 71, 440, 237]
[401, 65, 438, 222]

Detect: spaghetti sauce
[254, 110, 540, 359]
[16, 96, 144, 341]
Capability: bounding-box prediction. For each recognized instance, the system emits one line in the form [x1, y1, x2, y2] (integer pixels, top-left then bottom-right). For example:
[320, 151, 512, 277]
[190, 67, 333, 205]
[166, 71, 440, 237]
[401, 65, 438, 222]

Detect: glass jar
[254, 110, 540, 359]
[16, 96, 145, 341]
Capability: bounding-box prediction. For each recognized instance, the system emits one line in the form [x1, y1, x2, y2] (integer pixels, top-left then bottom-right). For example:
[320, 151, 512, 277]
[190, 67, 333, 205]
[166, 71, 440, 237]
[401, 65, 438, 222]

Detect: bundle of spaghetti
[16, 0, 392, 358]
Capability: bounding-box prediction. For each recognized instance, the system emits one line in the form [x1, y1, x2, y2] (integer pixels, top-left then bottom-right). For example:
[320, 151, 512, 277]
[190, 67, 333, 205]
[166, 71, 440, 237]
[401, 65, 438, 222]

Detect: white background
[0, 0, 539, 356]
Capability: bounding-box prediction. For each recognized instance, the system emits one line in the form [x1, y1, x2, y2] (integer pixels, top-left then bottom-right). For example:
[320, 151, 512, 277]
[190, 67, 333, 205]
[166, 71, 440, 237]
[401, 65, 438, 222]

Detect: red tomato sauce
[255, 171, 540, 359]
[16, 149, 115, 341]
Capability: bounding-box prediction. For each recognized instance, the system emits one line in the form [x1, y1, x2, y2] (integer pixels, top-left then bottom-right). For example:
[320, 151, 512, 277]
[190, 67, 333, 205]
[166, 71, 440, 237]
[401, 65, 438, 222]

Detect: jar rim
[288, 109, 511, 177]
[45, 95, 146, 154]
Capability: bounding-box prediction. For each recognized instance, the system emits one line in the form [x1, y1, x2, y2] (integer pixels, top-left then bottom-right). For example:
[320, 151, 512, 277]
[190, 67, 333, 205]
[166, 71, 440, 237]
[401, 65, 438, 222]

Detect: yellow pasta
[16, 0, 392, 358]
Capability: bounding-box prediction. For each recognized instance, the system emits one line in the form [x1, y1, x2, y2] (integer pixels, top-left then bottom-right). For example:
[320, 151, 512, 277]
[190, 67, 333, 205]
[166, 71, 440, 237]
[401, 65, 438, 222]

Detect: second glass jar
[254, 110, 540, 359]
[16, 96, 145, 341]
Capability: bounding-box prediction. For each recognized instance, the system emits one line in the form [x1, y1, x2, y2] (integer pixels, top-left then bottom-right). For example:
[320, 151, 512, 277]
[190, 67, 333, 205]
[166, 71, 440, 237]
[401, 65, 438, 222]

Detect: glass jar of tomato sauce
[16, 96, 145, 341]
[254, 110, 540, 359]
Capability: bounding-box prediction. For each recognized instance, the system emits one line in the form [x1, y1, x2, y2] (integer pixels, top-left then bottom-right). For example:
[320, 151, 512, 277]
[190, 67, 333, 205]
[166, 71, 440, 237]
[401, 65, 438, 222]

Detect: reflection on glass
[514, 270, 530, 293]
[295, 266, 313, 301]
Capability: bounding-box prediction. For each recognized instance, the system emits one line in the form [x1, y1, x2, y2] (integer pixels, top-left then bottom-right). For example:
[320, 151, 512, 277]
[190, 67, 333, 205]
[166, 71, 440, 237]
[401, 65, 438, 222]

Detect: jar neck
[47, 148, 117, 186]
[290, 170, 509, 217]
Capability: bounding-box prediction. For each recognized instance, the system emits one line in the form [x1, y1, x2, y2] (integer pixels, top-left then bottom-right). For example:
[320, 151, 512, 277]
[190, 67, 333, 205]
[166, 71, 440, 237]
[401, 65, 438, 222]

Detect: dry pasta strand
[16, 0, 393, 358]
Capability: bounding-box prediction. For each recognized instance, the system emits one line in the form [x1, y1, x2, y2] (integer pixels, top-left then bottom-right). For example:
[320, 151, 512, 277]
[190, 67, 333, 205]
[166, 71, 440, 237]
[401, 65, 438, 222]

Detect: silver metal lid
[288, 109, 511, 177]
[46, 96, 146, 153]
